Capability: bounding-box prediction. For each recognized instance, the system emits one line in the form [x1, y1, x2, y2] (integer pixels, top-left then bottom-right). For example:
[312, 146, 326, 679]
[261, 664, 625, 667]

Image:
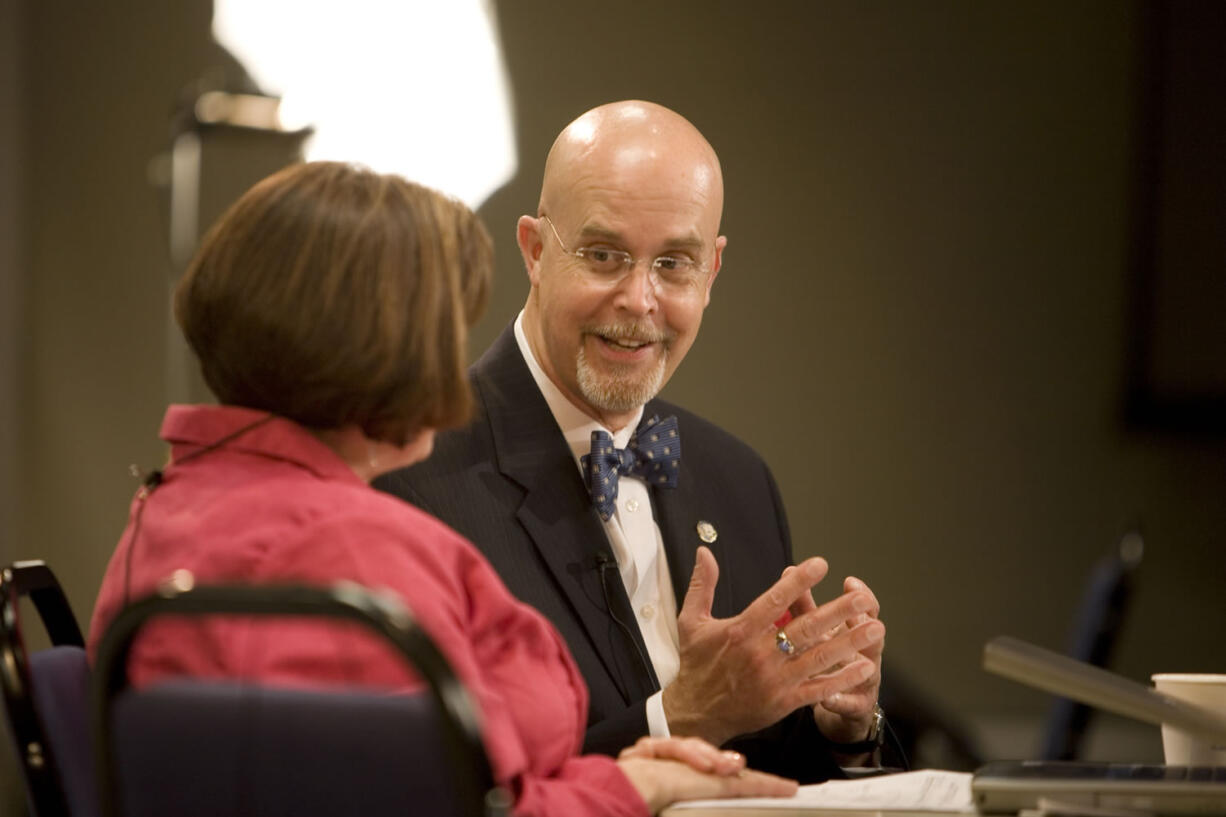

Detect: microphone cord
[883, 717, 911, 771]
[121, 413, 274, 604]
[595, 551, 656, 690]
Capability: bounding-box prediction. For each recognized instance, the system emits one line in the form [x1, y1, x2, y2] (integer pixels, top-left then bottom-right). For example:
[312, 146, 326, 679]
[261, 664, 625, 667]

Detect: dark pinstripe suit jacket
[375, 325, 843, 781]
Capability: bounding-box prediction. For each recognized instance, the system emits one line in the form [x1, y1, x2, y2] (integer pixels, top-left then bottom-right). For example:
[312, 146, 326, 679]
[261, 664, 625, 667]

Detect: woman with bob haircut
[88, 161, 795, 816]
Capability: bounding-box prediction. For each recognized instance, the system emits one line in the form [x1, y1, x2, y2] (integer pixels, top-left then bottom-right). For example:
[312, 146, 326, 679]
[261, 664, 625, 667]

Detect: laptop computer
[974, 760, 1226, 815]
[973, 636, 1226, 815]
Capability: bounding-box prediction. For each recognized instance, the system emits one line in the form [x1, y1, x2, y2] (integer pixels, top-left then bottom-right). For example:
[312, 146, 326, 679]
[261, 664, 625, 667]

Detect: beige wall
[3, 1, 218, 806]
[14, 0, 218, 613]
[1, 0, 22, 568]
[2, 0, 21, 801]
[5, 4, 1224, 800]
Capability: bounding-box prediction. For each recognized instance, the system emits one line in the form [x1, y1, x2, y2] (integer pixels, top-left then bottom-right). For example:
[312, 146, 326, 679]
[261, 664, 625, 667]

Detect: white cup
[1151, 673, 1226, 766]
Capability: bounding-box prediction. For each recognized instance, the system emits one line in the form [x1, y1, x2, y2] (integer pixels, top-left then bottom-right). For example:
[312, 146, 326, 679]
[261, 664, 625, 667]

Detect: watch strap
[823, 703, 886, 755]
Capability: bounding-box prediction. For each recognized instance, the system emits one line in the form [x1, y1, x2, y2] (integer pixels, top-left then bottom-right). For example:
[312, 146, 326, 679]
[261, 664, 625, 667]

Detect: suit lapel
[648, 403, 740, 620]
[474, 327, 658, 703]
[649, 409, 701, 613]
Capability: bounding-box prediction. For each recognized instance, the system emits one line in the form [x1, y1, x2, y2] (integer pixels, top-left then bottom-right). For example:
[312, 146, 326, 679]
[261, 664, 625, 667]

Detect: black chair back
[1040, 530, 1144, 760]
[93, 578, 509, 817]
[1, 561, 95, 817]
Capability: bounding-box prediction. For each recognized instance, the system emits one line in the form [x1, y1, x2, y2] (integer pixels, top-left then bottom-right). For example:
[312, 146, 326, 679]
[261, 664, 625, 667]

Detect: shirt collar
[159, 404, 364, 486]
[513, 311, 644, 469]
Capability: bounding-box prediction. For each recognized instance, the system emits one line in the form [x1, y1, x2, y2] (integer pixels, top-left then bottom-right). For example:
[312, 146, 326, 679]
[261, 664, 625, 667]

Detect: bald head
[539, 100, 724, 229]
[517, 100, 728, 430]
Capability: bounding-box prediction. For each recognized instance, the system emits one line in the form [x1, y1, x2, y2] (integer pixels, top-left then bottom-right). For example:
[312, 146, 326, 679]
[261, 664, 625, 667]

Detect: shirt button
[626, 498, 639, 512]
[640, 604, 655, 620]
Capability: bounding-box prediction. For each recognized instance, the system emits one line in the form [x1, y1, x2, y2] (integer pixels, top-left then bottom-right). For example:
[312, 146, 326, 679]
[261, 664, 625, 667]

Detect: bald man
[376, 101, 889, 781]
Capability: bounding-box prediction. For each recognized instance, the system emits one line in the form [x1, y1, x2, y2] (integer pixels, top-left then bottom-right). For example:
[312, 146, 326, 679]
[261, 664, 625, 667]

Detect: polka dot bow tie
[581, 414, 681, 522]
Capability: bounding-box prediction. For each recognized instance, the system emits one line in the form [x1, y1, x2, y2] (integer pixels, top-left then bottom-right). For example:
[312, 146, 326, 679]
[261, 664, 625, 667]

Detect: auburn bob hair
[175, 161, 492, 445]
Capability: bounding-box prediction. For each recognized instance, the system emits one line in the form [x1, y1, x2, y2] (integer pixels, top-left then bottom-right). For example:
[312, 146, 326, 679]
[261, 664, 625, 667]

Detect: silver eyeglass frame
[539, 214, 707, 284]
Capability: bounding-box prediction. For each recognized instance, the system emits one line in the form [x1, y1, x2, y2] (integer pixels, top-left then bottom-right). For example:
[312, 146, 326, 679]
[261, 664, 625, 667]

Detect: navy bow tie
[581, 414, 680, 521]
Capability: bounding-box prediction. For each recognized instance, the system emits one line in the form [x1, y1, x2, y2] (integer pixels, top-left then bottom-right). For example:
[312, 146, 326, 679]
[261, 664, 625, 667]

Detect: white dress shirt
[514, 313, 680, 738]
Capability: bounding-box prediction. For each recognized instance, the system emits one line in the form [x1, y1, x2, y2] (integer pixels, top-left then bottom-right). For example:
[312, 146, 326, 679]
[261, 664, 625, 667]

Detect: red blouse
[89, 404, 647, 817]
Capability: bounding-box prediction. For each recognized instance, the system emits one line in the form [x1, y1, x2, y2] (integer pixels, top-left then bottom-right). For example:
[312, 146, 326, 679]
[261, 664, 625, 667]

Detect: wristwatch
[824, 703, 886, 756]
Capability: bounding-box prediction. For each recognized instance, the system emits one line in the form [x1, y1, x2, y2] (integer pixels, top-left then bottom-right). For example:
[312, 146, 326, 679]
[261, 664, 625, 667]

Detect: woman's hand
[618, 736, 747, 776]
[616, 737, 797, 815]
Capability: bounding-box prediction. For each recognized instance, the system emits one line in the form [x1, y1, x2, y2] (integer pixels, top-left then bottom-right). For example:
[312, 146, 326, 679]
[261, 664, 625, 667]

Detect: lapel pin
[696, 520, 718, 543]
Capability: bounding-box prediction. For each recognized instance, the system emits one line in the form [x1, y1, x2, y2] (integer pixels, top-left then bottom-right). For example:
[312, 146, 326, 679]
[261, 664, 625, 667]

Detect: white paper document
[668, 769, 976, 813]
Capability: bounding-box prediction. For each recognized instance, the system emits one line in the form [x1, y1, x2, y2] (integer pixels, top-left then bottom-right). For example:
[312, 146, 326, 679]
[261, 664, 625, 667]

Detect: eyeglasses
[540, 215, 707, 290]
